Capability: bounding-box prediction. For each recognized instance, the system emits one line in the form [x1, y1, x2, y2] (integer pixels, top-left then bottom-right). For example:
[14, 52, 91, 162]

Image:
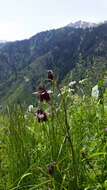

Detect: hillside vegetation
[0, 23, 107, 106]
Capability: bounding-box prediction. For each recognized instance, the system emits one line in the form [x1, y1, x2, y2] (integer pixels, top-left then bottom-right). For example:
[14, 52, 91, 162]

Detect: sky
[0, 0, 107, 41]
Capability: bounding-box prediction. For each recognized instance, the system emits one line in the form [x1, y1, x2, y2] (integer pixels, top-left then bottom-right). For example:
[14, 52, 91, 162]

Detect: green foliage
[0, 78, 106, 189]
[0, 23, 107, 106]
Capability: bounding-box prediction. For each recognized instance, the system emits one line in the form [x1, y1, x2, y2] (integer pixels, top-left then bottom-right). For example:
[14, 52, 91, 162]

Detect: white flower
[79, 79, 87, 84]
[28, 105, 33, 112]
[68, 88, 74, 92]
[69, 81, 76, 86]
[68, 88, 71, 92]
[92, 85, 99, 99]
[24, 76, 29, 82]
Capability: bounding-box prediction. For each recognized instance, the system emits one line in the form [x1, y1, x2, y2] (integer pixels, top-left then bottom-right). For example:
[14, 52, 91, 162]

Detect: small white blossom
[69, 81, 76, 86]
[92, 85, 99, 99]
[68, 88, 74, 92]
[24, 76, 30, 82]
[79, 79, 87, 84]
[28, 105, 33, 112]
[68, 88, 71, 92]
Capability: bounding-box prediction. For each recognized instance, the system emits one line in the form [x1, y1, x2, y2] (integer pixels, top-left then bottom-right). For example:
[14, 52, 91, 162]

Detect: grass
[0, 78, 107, 190]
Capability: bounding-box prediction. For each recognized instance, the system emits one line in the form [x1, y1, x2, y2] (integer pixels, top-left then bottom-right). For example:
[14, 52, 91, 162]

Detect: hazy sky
[0, 0, 107, 41]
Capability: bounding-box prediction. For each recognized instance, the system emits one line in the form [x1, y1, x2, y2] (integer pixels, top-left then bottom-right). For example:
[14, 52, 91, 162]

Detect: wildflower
[68, 88, 74, 93]
[104, 127, 107, 131]
[79, 78, 87, 84]
[68, 81, 76, 86]
[36, 109, 48, 122]
[92, 85, 99, 99]
[32, 87, 52, 102]
[28, 105, 33, 112]
[48, 70, 53, 80]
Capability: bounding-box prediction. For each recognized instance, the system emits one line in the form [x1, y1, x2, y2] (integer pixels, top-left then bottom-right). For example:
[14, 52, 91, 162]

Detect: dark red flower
[32, 87, 52, 102]
[47, 165, 54, 177]
[36, 109, 48, 122]
[48, 70, 53, 81]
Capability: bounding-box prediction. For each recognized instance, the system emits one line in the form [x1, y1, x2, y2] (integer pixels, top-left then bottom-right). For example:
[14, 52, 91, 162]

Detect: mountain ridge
[67, 20, 107, 29]
[0, 22, 107, 107]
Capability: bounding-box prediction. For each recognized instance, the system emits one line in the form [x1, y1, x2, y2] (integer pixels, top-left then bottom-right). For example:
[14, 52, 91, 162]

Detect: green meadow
[0, 78, 107, 190]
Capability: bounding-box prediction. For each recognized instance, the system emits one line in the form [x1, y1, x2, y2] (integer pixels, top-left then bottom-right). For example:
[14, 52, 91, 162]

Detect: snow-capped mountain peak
[67, 20, 107, 29]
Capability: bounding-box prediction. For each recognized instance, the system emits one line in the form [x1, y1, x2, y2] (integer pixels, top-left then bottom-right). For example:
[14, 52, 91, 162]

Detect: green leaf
[88, 152, 107, 159]
[98, 80, 103, 88]
[17, 173, 32, 186]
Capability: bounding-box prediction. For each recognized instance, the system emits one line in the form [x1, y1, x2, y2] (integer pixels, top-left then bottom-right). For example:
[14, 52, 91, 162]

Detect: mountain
[0, 22, 107, 107]
[0, 40, 9, 49]
[67, 20, 106, 29]
[0, 40, 7, 43]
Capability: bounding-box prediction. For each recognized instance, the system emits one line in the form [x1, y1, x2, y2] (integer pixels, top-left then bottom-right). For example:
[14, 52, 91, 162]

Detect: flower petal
[47, 90, 53, 94]
[32, 91, 40, 94]
[37, 114, 44, 118]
